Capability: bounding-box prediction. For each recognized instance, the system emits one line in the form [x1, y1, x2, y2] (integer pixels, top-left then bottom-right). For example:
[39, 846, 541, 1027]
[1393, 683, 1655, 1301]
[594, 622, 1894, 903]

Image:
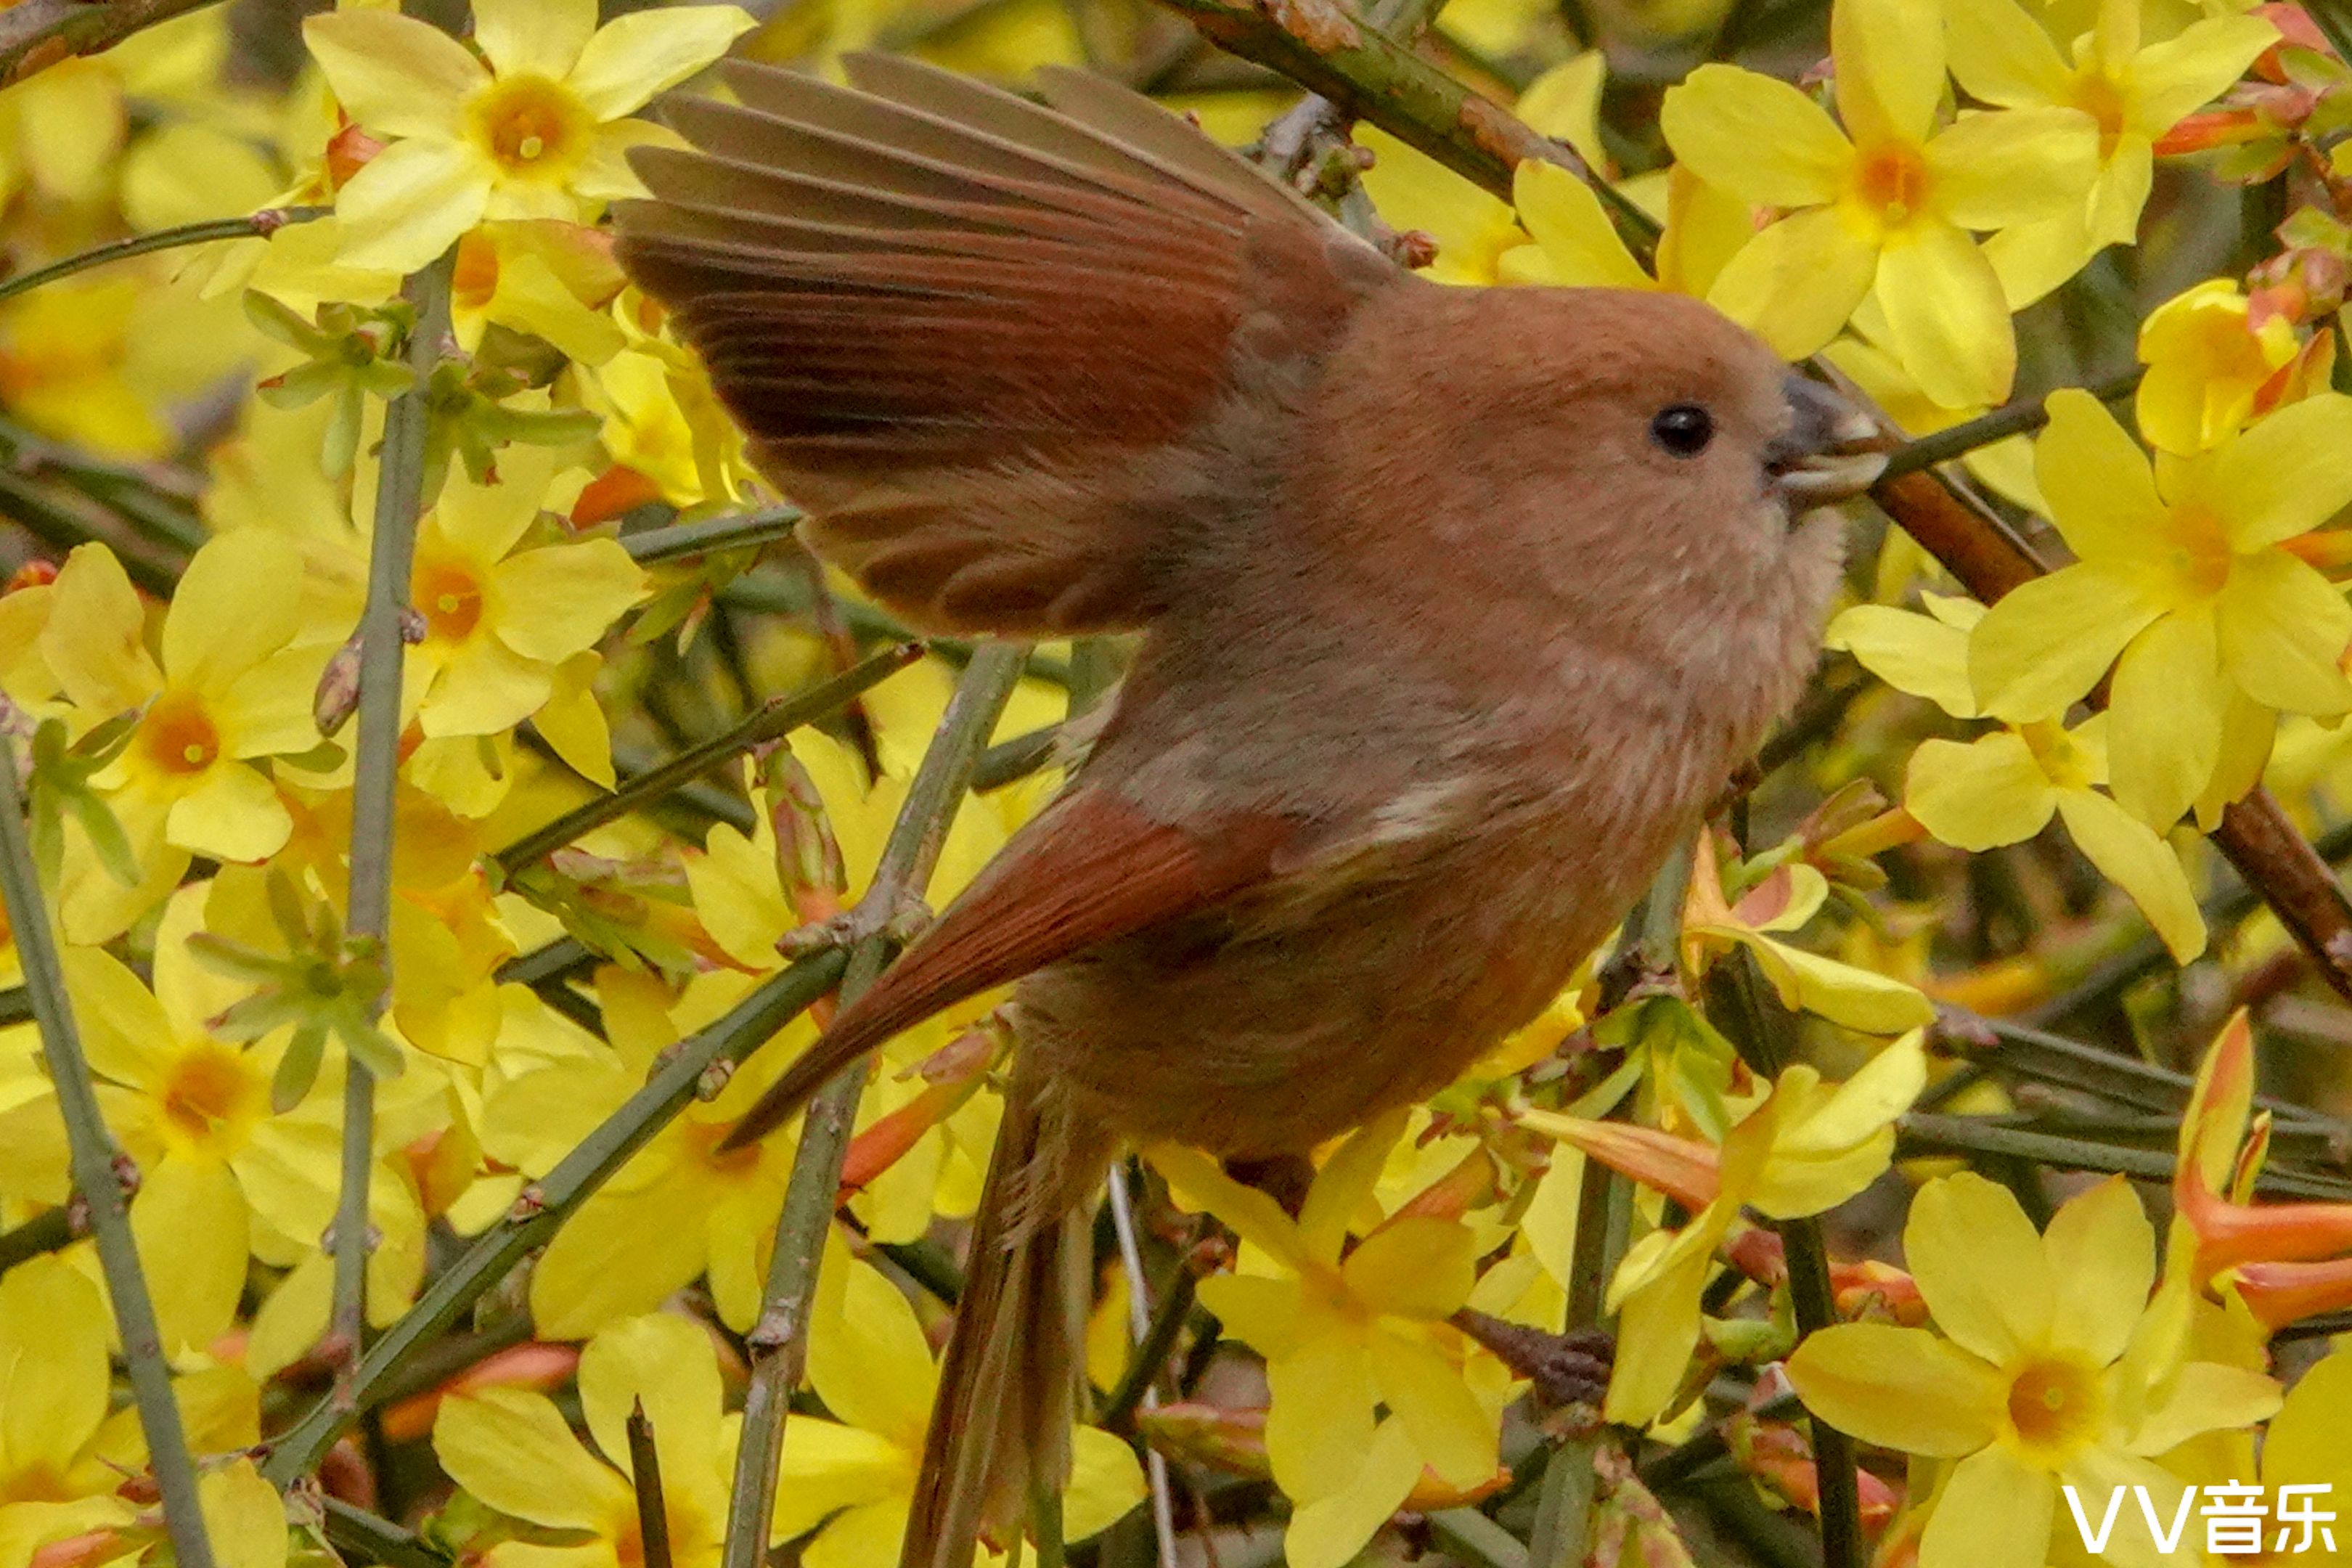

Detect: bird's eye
[1650, 404, 1714, 458]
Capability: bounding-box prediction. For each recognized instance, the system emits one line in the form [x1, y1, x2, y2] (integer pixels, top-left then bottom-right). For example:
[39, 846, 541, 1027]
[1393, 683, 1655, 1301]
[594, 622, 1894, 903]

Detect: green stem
[1427, 1509, 1531, 1568]
[1895, 1111, 2352, 1199]
[0, 1205, 73, 1275]
[0, 742, 215, 1568]
[1878, 369, 2142, 481]
[627, 1401, 675, 1568]
[333, 249, 453, 1399]
[488, 643, 923, 878]
[1100, 1246, 1201, 1431]
[624, 507, 805, 565]
[319, 1500, 453, 1568]
[0, 208, 328, 306]
[722, 643, 1026, 1568]
[260, 947, 849, 1486]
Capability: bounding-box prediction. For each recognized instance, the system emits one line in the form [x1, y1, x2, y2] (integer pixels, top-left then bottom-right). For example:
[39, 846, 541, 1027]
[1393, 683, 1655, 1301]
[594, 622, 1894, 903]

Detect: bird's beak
[1768, 375, 1887, 507]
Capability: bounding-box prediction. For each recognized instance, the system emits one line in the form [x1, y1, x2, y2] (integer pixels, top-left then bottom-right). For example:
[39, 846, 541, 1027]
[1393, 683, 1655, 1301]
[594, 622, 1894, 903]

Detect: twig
[1427, 1509, 1532, 1568]
[319, 1500, 454, 1568]
[721, 644, 1026, 1568]
[1100, 1251, 1201, 1432]
[0, 1205, 73, 1275]
[623, 507, 805, 565]
[1937, 1010, 2346, 1132]
[1896, 1111, 2352, 1199]
[260, 947, 850, 1485]
[0, 208, 329, 307]
[1108, 1161, 1182, 1568]
[627, 1400, 674, 1568]
[0, 0, 226, 86]
[330, 248, 453, 1403]
[1877, 369, 2143, 481]
[0, 742, 214, 1568]
[487, 644, 923, 878]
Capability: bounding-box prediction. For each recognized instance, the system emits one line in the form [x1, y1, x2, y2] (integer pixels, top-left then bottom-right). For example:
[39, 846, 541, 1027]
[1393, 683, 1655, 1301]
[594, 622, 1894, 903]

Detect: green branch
[332, 248, 454, 1398]
[1877, 368, 2144, 481]
[0, 208, 329, 307]
[722, 642, 1026, 1568]
[624, 507, 806, 565]
[0, 743, 215, 1568]
[260, 946, 850, 1486]
[0, 0, 226, 86]
[487, 642, 923, 878]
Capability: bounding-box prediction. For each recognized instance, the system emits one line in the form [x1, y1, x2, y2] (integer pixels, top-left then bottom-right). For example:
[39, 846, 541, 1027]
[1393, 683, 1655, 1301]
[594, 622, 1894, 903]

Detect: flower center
[2068, 69, 2131, 159]
[467, 74, 590, 180]
[415, 558, 485, 642]
[139, 688, 222, 777]
[2157, 503, 2235, 605]
[160, 1040, 258, 1147]
[2003, 1352, 2107, 1462]
[1853, 144, 1932, 231]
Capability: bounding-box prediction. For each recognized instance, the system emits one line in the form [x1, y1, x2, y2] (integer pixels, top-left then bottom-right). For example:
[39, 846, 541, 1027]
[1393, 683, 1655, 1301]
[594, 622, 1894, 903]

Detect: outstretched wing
[716, 788, 1298, 1151]
[614, 55, 1394, 636]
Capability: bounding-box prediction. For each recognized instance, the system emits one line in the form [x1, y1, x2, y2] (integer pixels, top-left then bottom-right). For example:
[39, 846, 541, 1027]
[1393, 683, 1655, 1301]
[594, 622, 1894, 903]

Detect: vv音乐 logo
[2065, 1484, 2338, 1556]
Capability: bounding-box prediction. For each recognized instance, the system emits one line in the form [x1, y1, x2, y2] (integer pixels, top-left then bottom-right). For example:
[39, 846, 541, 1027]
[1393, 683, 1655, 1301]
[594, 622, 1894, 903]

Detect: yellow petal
[61, 944, 176, 1092]
[1266, 1336, 1377, 1503]
[2035, 387, 2165, 563]
[303, 11, 488, 138]
[1067, 1426, 1148, 1541]
[530, 1185, 709, 1339]
[1834, 0, 1945, 144]
[164, 533, 301, 693]
[772, 1423, 905, 1541]
[2216, 550, 2352, 714]
[2054, 789, 2208, 963]
[134, 1155, 250, 1357]
[333, 138, 493, 275]
[576, 1313, 724, 1488]
[1907, 1170, 2054, 1361]
[1512, 162, 1653, 290]
[1943, 0, 2071, 106]
[434, 1387, 630, 1531]
[2107, 611, 2226, 828]
[199, 1460, 287, 1568]
[1367, 1331, 1495, 1489]
[0, 1257, 108, 1474]
[1196, 1273, 1312, 1361]
[563, 6, 756, 121]
[1969, 562, 2162, 721]
[1298, 1108, 1405, 1262]
[1149, 1144, 1310, 1272]
[2131, 15, 2280, 133]
[1924, 108, 2101, 231]
[418, 635, 556, 738]
[473, 0, 595, 78]
[2210, 393, 2352, 548]
[1919, 1447, 2054, 1568]
[1906, 732, 2059, 849]
[1704, 207, 1878, 360]
[1875, 221, 2017, 407]
[1661, 66, 1852, 208]
[167, 761, 293, 864]
[1604, 1245, 1710, 1426]
[2042, 1176, 2155, 1365]
[1342, 1218, 1477, 1320]
[1784, 1323, 2004, 1455]
[41, 543, 160, 713]
[1736, 932, 1936, 1033]
[491, 541, 649, 665]
[2124, 1361, 2281, 1455]
[1824, 603, 1978, 717]
[14, 62, 125, 205]
[1281, 1419, 1421, 1568]
[536, 652, 617, 790]
[809, 1250, 938, 1450]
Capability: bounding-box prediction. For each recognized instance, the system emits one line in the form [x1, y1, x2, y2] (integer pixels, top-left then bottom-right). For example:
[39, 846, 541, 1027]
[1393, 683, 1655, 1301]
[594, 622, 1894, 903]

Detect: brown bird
[616, 55, 1881, 1568]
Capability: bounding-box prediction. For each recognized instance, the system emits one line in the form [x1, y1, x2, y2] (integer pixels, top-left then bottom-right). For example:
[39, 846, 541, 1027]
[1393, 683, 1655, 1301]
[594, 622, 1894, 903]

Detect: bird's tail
[903, 1053, 1103, 1568]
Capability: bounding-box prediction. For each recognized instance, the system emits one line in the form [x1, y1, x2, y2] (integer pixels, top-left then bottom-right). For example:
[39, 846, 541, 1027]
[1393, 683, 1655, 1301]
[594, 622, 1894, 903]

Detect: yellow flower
[1821, 303, 2044, 510]
[303, 0, 756, 272]
[775, 1238, 1143, 1568]
[1683, 837, 1935, 1034]
[1787, 1172, 2280, 1568]
[1661, 0, 2099, 403]
[0, 891, 346, 1357]
[42, 536, 324, 870]
[1503, 162, 1771, 336]
[436, 1313, 730, 1568]
[449, 220, 626, 364]
[1826, 593, 2208, 960]
[2136, 277, 2327, 455]
[1967, 388, 2352, 829]
[406, 447, 649, 741]
[1153, 1111, 1502, 1568]
[1947, 0, 2274, 306]
[0, 274, 254, 459]
[0, 1256, 266, 1568]
[1523, 1033, 1924, 1425]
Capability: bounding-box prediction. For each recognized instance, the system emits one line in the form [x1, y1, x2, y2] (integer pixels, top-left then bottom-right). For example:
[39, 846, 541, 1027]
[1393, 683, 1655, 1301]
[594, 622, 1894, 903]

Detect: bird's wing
[616, 55, 1395, 636]
[716, 788, 1300, 1151]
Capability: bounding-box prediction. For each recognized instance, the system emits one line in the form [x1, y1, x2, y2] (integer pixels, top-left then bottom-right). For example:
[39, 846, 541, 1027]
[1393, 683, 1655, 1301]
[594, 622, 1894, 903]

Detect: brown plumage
[615, 56, 1881, 1568]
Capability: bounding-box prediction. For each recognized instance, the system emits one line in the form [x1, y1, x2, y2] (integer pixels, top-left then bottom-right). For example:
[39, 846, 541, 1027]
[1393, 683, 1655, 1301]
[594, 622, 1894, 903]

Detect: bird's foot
[1450, 1311, 1614, 1410]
